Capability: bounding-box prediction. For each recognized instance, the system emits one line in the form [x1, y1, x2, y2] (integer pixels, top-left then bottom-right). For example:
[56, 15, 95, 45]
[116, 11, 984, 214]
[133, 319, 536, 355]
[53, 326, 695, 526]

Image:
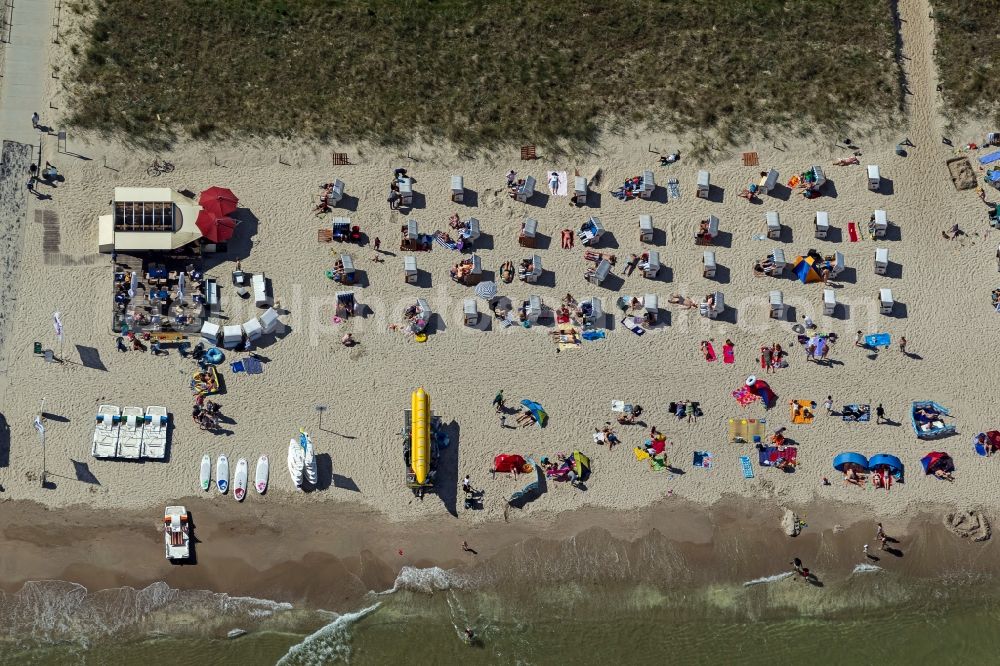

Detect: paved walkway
[0, 1, 53, 373]
[0, 0, 54, 144]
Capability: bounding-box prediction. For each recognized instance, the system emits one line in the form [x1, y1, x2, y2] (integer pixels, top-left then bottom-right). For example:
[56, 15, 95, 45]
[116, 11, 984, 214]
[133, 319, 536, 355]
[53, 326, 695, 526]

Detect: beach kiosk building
[98, 188, 205, 253]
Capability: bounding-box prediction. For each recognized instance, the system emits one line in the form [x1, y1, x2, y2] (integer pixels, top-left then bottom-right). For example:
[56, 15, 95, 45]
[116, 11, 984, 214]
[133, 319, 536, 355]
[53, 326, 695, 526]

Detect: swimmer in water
[464, 627, 475, 641]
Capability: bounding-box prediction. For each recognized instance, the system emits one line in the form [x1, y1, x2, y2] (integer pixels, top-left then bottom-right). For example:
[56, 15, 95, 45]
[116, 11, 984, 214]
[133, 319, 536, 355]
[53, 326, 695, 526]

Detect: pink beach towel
[732, 387, 758, 406]
[723, 345, 735, 364]
[847, 222, 859, 242]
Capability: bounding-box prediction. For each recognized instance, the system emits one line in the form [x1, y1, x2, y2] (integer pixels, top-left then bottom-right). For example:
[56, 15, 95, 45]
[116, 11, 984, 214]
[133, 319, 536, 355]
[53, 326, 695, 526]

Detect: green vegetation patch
[67, 0, 899, 149]
[931, 0, 1000, 127]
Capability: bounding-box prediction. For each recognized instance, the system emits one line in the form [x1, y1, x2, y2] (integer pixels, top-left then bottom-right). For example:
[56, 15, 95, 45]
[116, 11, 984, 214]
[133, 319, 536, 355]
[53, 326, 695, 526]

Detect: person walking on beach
[876, 403, 886, 424]
[876, 523, 888, 550]
[461, 541, 476, 555]
[823, 396, 834, 415]
[31, 112, 39, 130]
[462, 475, 474, 495]
[373, 237, 381, 252]
[854, 330, 864, 347]
[899, 336, 907, 355]
[790, 558, 810, 581]
[387, 189, 400, 210]
[492, 389, 505, 413]
[499, 413, 507, 429]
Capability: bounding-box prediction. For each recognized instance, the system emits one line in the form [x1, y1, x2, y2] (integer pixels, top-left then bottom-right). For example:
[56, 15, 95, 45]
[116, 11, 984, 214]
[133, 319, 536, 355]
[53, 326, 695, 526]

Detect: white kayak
[255, 455, 269, 494]
[200, 454, 211, 491]
[288, 439, 304, 489]
[233, 458, 248, 502]
[217, 454, 230, 495]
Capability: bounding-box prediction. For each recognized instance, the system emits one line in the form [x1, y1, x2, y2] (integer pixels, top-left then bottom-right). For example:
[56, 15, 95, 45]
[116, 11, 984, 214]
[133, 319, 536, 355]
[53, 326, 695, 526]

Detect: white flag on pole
[33, 415, 45, 435]
[52, 312, 63, 341]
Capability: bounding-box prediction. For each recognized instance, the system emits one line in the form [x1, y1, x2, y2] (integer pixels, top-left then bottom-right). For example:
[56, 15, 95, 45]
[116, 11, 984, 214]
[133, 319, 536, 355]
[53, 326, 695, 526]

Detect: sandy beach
[0, 0, 997, 531]
[1, 0, 1000, 661]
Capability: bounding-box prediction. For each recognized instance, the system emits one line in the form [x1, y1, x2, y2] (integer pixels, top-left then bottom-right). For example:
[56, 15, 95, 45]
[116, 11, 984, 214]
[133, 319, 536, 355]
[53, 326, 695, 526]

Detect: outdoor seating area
[114, 258, 206, 337]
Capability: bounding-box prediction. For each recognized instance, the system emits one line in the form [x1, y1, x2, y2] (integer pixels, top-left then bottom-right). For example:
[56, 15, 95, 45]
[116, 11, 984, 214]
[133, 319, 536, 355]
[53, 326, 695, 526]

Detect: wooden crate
[741, 152, 759, 167]
[332, 152, 350, 166]
[520, 145, 537, 160]
[318, 229, 333, 243]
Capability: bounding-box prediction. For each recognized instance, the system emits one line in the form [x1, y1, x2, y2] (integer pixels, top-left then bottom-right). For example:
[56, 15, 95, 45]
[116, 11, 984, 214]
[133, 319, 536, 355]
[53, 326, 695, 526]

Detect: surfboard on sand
[217, 455, 230, 495]
[233, 458, 248, 502]
[200, 454, 211, 491]
[255, 455, 269, 494]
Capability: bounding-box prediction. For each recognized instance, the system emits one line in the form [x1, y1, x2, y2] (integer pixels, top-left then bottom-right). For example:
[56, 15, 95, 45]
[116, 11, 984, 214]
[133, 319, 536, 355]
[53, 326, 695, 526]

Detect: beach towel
[555, 171, 568, 196]
[649, 455, 668, 471]
[732, 387, 758, 406]
[244, 357, 263, 374]
[723, 345, 735, 364]
[841, 404, 870, 422]
[865, 333, 891, 348]
[978, 150, 1000, 165]
[693, 451, 712, 468]
[621, 317, 645, 335]
[667, 178, 680, 201]
[703, 342, 717, 362]
[847, 222, 859, 242]
[790, 400, 816, 424]
[740, 455, 754, 478]
[759, 446, 797, 467]
[581, 330, 605, 341]
[432, 233, 458, 250]
[634, 447, 650, 461]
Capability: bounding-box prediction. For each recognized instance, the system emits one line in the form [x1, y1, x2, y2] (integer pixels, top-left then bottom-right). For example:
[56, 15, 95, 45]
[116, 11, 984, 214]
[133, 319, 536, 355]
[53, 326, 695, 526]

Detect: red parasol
[196, 209, 237, 243]
[199, 186, 239, 217]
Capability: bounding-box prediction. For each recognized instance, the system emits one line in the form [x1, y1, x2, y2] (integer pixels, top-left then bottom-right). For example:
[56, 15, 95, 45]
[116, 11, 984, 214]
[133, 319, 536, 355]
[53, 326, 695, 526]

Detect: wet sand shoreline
[0, 496, 993, 612]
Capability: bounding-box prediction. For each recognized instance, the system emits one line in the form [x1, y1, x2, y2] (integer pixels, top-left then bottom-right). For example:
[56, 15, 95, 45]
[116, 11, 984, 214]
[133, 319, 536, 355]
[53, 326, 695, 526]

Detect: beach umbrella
[519, 399, 548, 427]
[475, 281, 497, 299]
[177, 272, 186, 304]
[128, 270, 138, 298]
[196, 209, 238, 243]
[199, 187, 239, 217]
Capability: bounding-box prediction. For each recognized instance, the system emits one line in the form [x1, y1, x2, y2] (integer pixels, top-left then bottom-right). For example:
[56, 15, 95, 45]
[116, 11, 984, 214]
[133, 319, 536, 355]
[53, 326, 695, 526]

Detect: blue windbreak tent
[833, 452, 869, 471]
[868, 454, 902, 473]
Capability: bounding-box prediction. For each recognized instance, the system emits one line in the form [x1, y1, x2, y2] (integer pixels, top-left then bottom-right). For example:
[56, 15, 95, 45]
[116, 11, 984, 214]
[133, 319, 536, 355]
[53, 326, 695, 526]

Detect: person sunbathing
[934, 469, 955, 482]
[844, 467, 865, 486]
[659, 152, 679, 166]
[668, 294, 698, 309]
[448, 212, 462, 229]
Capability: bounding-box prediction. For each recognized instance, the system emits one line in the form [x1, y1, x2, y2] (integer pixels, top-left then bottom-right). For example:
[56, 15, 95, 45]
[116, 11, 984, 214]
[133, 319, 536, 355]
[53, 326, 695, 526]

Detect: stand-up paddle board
[288, 439, 304, 489]
[217, 454, 230, 495]
[233, 458, 248, 502]
[200, 454, 211, 491]
[255, 455, 269, 494]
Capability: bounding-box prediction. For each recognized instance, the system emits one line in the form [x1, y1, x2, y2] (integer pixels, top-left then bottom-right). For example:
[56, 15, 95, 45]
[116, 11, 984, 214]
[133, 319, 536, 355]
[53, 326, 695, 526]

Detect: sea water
[6, 565, 1000, 665]
[0, 566, 1000, 666]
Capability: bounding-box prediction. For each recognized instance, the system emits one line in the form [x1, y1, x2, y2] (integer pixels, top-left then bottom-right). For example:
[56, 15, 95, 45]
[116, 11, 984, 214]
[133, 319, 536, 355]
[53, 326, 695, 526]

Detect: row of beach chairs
[92, 405, 168, 460]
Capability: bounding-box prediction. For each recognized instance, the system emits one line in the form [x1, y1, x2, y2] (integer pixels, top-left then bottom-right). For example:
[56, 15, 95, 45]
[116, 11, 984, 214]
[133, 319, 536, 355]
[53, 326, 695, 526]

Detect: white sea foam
[743, 571, 794, 587]
[377, 565, 465, 595]
[852, 563, 884, 575]
[276, 603, 381, 666]
[0, 580, 295, 645]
